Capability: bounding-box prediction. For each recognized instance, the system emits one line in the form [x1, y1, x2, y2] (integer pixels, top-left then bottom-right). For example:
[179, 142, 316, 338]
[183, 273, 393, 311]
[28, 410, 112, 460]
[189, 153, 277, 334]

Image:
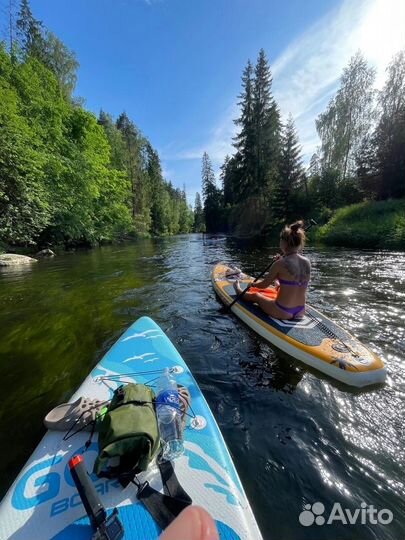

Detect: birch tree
[316, 52, 376, 179]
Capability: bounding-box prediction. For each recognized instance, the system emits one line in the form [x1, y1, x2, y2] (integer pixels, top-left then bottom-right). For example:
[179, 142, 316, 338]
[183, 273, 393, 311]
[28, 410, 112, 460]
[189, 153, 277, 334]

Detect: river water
[0, 235, 404, 540]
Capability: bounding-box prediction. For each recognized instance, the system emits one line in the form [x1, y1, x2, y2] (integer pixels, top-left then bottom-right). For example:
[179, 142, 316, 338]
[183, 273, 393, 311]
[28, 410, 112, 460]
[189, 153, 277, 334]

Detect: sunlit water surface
[0, 236, 404, 539]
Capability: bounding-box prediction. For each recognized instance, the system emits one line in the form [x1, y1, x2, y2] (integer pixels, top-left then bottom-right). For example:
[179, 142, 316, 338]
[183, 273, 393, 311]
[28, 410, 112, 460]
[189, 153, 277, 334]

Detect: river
[0, 235, 404, 540]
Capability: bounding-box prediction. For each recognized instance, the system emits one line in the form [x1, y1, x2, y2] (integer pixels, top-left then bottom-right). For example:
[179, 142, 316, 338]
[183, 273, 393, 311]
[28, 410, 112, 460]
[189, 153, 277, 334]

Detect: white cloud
[272, 0, 405, 161]
[174, 0, 405, 167]
[173, 103, 238, 166]
[161, 165, 173, 181]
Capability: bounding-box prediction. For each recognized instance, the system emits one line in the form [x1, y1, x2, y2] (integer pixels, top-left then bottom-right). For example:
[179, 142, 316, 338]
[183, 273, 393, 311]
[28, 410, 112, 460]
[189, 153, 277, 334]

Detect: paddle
[223, 219, 317, 313]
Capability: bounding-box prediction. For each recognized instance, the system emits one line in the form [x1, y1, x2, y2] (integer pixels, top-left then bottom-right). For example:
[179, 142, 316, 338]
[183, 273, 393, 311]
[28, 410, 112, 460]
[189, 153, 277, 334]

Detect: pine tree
[98, 110, 129, 173]
[280, 115, 303, 189]
[143, 142, 165, 234]
[318, 169, 340, 209]
[355, 135, 379, 180]
[305, 152, 321, 200]
[116, 112, 142, 222]
[202, 152, 222, 232]
[220, 156, 237, 206]
[308, 153, 320, 177]
[202, 152, 216, 201]
[3, 0, 18, 54]
[252, 49, 281, 195]
[193, 192, 204, 232]
[177, 184, 188, 233]
[233, 60, 255, 200]
[16, 0, 46, 61]
[273, 114, 304, 220]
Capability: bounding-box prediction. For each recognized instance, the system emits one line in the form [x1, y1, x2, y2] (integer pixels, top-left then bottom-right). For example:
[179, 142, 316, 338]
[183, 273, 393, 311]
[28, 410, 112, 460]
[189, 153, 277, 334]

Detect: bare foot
[233, 280, 243, 294]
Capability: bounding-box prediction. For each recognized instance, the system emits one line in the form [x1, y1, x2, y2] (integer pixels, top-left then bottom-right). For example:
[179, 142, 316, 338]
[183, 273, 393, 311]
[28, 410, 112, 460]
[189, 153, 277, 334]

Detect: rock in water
[36, 249, 55, 259]
[0, 254, 38, 267]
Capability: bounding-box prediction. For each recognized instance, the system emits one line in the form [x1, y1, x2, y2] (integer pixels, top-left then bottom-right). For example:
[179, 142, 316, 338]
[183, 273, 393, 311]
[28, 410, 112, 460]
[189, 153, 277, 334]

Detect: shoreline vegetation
[1, 1, 404, 255]
[199, 48, 405, 245]
[0, 1, 196, 252]
[2, 197, 404, 258]
[316, 199, 405, 250]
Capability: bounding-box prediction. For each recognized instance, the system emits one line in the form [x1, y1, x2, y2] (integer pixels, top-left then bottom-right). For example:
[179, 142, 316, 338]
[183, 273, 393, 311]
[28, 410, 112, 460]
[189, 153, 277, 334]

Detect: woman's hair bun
[280, 219, 306, 248]
[290, 220, 304, 233]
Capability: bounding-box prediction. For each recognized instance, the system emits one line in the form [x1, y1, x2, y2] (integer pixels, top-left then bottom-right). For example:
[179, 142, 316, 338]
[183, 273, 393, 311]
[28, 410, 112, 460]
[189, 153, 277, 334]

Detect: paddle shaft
[224, 219, 317, 312]
[224, 260, 276, 311]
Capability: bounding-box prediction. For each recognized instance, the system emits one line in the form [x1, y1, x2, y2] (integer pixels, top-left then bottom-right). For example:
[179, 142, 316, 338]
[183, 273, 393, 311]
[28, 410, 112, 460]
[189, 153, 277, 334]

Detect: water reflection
[0, 237, 404, 540]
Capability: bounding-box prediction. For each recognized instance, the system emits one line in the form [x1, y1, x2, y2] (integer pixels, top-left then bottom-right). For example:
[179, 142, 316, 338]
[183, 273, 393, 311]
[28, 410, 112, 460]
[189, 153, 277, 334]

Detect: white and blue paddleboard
[0, 317, 262, 540]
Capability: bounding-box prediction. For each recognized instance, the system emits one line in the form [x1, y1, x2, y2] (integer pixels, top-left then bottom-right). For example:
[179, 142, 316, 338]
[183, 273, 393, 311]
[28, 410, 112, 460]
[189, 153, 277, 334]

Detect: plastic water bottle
[156, 369, 184, 461]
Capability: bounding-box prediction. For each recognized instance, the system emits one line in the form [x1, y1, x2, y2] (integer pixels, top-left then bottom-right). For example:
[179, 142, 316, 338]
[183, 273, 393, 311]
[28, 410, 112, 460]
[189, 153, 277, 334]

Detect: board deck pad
[212, 263, 386, 387]
[0, 317, 262, 540]
[226, 284, 360, 347]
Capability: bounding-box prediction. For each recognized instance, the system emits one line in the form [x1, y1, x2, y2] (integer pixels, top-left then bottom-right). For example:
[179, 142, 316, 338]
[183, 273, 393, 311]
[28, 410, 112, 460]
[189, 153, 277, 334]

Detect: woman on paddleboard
[233, 221, 311, 319]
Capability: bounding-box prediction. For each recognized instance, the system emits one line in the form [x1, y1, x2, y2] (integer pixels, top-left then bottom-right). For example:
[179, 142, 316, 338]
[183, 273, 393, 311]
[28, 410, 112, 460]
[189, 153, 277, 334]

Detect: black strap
[134, 460, 192, 530]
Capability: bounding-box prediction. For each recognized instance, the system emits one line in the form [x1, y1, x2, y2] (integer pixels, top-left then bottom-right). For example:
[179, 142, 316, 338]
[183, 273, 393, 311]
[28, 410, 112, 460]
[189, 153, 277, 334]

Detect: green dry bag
[93, 383, 160, 480]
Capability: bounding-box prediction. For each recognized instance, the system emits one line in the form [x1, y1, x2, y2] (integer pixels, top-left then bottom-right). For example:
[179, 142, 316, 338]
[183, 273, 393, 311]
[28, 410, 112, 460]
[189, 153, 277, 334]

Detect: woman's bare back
[280, 253, 311, 283]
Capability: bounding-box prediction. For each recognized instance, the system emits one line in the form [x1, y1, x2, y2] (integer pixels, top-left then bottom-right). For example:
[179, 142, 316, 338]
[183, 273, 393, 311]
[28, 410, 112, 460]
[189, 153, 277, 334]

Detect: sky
[16, 0, 405, 204]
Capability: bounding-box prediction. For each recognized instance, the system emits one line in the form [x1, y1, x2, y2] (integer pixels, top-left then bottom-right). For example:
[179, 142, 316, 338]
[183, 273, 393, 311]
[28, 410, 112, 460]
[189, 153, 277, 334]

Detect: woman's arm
[252, 260, 280, 288]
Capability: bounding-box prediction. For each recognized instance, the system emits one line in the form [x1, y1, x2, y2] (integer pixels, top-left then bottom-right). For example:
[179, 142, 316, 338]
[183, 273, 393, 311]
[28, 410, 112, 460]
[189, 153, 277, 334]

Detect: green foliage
[4, 1, 402, 249]
[233, 60, 255, 199]
[316, 199, 405, 249]
[193, 192, 204, 232]
[0, 114, 50, 244]
[148, 157, 168, 235]
[14, 0, 78, 98]
[177, 186, 194, 233]
[221, 155, 240, 208]
[0, 48, 50, 244]
[228, 196, 269, 237]
[316, 168, 340, 209]
[316, 51, 376, 179]
[252, 49, 281, 194]
[307, 52, 404, 246]
[196, 48, 404, 245]
[272, 114, 304, 222]
[206, 48, 281, 236]
[201, 152, 223, 232]
[16, 0, 47, 61]
[0, 0, 193, 247]
[372, 51, 405, 199]
[42, 31, 79, 98]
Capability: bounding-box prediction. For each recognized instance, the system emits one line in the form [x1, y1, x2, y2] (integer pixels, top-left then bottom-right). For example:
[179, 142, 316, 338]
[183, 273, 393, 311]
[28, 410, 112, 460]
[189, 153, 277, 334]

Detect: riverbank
[2, 198, 403, 254]
[316, 199, 405, 249]
[0, 232, 183, 257]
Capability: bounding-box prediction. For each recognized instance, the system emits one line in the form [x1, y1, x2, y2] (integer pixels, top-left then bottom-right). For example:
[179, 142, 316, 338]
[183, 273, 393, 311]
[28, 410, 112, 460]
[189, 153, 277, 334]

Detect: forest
[1, 1, 404, 249]
[200, 49, 405, 239]
[0, 0, 194, 249]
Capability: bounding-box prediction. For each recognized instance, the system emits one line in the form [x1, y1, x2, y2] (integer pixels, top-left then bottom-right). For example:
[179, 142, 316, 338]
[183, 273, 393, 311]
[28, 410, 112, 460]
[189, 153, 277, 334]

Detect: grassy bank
[316, 199, 405, 249]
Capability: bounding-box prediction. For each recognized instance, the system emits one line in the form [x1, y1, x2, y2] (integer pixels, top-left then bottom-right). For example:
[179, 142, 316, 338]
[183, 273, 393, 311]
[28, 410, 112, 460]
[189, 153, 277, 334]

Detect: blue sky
[25, 0, 405, 203]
